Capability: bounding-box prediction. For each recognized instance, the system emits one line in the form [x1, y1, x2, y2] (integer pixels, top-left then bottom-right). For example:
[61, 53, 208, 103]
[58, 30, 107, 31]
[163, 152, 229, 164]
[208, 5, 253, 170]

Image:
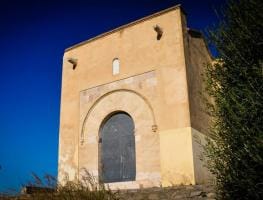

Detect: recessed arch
[80, 89, 156, 143]
[78, 87, 161, 187]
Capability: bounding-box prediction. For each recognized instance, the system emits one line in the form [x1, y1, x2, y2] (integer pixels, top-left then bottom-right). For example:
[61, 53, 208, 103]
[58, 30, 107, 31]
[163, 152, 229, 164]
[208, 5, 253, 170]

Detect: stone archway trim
[80, 89, 156, 144]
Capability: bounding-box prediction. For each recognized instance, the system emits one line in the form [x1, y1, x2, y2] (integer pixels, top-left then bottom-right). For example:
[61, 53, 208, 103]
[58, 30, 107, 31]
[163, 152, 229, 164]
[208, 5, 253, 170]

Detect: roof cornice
[65, 4, 185, 52]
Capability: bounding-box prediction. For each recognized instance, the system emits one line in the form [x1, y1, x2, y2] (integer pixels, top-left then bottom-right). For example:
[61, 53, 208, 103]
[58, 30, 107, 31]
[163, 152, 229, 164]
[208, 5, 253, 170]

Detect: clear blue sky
[0, 0, 223, 193]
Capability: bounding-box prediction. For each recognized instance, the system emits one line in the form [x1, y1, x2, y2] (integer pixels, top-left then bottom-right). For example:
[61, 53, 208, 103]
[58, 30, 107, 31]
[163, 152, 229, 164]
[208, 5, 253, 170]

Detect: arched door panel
[100, 112, 136, 183]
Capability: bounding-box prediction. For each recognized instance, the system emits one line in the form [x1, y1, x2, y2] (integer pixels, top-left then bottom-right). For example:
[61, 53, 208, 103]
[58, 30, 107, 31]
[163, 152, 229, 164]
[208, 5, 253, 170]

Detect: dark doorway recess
[99, 112, 136, 183]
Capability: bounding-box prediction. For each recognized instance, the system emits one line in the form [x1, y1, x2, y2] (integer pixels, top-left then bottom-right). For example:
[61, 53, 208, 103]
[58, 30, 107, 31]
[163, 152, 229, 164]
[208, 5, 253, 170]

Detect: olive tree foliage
[203, 0, 263, 199]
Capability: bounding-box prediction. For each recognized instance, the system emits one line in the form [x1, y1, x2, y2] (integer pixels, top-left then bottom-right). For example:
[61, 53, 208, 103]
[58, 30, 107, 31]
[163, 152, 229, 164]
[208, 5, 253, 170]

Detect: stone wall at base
[5, 184, 216, 200]
[117, 185, 216, 200]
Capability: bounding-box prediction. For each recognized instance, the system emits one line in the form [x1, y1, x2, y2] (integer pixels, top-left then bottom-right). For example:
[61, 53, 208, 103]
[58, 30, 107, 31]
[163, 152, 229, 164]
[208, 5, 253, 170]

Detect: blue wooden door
[100, 112, 136, 183]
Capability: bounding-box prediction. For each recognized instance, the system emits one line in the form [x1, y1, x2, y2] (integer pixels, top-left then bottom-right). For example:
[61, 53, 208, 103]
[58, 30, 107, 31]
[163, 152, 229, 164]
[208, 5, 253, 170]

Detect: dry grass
[1, 169, 120, 200]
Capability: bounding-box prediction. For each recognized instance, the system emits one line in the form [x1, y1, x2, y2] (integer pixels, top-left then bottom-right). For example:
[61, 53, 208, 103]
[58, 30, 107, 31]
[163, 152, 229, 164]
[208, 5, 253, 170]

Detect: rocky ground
[0, 184, 216, 200]
[117, 184, 216, 200]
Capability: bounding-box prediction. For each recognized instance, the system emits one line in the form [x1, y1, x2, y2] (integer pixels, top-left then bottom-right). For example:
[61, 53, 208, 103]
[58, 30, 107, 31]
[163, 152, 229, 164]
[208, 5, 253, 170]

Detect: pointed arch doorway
[99, 111, 136, 183]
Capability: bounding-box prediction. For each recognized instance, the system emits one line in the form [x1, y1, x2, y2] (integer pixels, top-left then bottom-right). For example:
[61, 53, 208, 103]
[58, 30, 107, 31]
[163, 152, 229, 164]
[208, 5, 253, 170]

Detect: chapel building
[58, 5, 212, 189]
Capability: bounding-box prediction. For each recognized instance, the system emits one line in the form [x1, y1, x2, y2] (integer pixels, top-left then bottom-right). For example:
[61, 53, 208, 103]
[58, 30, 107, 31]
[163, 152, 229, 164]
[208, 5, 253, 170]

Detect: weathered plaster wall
[160, 127, 194, 186]
[185, 30, 212, 134]
[58, 5, 211, 188]
[191, 128, 212, 184]
[181, 27, 213, 184]
[59, 6, 190, 184]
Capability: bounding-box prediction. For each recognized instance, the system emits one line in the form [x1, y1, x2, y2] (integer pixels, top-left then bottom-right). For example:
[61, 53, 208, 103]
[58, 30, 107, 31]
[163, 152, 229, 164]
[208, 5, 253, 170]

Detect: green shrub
[203, 0, 263, 199]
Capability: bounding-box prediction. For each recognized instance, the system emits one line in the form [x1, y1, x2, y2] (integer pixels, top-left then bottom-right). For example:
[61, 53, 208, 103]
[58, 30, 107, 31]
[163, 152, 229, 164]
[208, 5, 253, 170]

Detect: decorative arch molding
[80, 89, 157, 144]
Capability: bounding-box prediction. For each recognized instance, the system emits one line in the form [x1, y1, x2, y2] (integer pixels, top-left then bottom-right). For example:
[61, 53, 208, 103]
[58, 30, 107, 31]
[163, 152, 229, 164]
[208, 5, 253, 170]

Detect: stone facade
[58, 5, 213, 189]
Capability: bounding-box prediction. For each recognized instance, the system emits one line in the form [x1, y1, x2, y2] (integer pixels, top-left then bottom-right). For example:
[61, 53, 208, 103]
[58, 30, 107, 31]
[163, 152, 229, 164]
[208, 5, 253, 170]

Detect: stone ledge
[117, 184, 215, 200]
